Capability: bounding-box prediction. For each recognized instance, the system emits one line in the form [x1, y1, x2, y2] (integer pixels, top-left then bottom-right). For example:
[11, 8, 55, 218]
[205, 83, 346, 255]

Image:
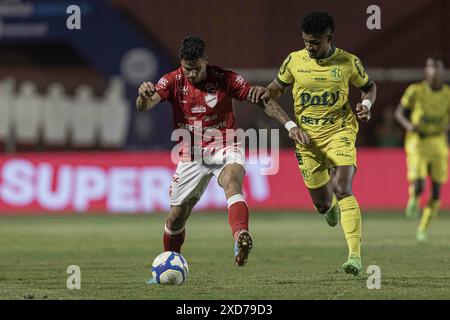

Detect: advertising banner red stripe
[0, 149, 448, 213]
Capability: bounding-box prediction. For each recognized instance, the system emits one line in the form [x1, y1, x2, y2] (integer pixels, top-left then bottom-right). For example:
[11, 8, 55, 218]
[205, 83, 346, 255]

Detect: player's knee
[314, 199, 333, 214]
[334, 186, 353, 200]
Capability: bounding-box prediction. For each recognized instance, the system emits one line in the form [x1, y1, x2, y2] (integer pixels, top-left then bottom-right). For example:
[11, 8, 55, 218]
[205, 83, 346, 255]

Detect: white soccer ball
[151, 251, 189, 285]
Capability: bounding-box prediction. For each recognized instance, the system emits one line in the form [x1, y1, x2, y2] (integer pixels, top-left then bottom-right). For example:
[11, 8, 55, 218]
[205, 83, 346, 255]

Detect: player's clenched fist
[289, 127, 310, 146]
[138, 81, 156, 99]
[356, 103, 371, 122]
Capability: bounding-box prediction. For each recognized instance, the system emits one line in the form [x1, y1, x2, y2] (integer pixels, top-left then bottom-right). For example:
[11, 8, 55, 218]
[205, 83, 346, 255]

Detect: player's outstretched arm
[356, 81, 377, 122]
[246, 91, 309, 145]
[136, 81, 162, 112]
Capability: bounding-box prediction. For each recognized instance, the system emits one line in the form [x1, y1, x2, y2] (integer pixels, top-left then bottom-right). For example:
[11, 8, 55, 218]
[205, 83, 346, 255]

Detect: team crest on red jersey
[205, 93, 218, 108]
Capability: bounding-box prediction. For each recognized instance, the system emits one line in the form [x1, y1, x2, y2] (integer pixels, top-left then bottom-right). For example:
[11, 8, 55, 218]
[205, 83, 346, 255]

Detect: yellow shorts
[294, 130, 357, 189]
[405, 135, 449, 184]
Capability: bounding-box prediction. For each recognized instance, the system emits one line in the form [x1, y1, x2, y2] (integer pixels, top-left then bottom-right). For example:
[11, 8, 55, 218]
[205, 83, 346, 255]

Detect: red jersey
[155, 65, 251, 157]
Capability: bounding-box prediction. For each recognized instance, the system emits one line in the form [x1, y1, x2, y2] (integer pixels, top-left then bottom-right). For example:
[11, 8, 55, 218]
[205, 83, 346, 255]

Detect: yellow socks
[418, 199, 440, 232]
[339, 196, 362, 258]
[405, 184, 420, 218]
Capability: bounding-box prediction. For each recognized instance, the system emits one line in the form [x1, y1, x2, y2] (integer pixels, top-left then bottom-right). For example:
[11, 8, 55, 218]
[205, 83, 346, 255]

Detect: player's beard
[189, 75, 204, 85]
[189, 69, 207, 85]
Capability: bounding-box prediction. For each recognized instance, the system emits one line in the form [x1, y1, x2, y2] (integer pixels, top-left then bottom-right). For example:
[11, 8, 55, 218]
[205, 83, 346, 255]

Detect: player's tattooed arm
[269, 79, 288, 99]
[356, 81, 377, 122]
[246, 91, 310, 145]
[258, 98, 291, 124]
[136, 81, 162, 111]
[263, 98, 310, 145]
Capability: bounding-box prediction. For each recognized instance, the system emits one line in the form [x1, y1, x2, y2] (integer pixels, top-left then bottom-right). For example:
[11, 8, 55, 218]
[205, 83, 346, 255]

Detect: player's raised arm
[246, 89, 310, 145]
[136, 81, 162, 112]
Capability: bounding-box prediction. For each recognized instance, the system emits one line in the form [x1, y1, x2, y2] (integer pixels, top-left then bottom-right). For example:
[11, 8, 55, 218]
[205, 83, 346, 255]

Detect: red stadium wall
[0, 149, 448, 214]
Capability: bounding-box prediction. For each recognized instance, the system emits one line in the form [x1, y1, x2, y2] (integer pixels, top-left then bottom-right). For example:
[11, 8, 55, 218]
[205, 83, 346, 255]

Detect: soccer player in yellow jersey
[250, 11, 377, 275]
[395, 57, 450, 242]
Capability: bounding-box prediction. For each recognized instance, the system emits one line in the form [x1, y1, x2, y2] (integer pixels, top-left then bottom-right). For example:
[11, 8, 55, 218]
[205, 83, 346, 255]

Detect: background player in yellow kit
[395, 57, 450, 242]
[250, 10, 377, 275]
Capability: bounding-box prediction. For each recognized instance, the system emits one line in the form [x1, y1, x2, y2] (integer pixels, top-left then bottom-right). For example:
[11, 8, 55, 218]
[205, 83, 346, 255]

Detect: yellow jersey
[277, 47, 371, 139]
[400, 81, 450, 137]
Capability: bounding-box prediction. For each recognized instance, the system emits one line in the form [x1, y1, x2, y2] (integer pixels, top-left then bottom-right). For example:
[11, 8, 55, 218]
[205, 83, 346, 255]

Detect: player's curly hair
[301, 10, 335, 35]
[179, 35, 208, 60]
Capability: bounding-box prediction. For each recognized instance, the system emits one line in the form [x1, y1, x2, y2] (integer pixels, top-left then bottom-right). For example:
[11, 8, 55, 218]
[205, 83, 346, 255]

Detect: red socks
[227, 194, 249, 240]
[163, 193, 248, 251]
[163, 224, 185, 253]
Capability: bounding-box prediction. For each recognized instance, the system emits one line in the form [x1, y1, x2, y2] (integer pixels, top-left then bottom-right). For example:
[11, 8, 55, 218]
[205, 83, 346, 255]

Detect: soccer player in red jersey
[137, 36, 307, 271]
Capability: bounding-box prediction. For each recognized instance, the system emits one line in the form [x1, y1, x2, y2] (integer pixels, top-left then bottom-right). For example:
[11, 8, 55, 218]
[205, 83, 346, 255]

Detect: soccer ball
[151, 251, 189, 285]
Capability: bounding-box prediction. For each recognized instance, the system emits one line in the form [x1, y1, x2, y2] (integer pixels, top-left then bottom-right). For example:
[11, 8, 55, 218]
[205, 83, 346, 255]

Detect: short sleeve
[350, 56, 370, 89]
[276, 54, 294, 87]
[226, 71, 251, 101]
[155, 74, 174, 102]
[400, 84, 416, 109]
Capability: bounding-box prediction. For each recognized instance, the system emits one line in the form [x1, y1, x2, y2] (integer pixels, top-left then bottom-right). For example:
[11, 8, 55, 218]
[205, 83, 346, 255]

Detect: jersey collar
[316, 45, 336, 64]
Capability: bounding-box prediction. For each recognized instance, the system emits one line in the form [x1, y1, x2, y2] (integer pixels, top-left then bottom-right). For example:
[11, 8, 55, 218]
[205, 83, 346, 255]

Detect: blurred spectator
[42, 83, 71, 147]
[99, 77, 130, 148]
[14, 81, 43, 148]
[0, 77, 16, 152]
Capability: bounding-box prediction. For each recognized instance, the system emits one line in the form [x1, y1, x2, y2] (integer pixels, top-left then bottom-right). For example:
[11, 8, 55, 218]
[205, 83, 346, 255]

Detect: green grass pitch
[1, 211, 450, 300]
